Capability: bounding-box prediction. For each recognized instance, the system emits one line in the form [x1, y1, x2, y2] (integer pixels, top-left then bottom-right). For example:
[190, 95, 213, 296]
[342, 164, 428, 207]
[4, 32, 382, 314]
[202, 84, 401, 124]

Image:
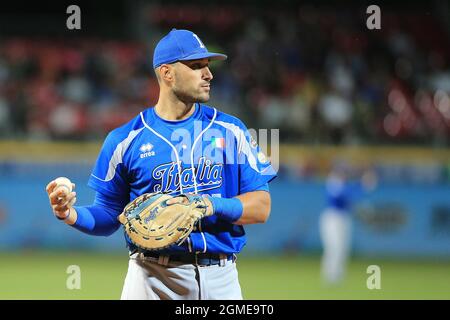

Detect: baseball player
[46, 29, 277, 300]
[319, 163, 377, 284]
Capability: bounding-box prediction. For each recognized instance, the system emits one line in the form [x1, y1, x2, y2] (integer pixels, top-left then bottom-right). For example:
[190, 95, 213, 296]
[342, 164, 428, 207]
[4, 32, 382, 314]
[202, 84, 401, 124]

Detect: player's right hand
[46, 179, 77, 219]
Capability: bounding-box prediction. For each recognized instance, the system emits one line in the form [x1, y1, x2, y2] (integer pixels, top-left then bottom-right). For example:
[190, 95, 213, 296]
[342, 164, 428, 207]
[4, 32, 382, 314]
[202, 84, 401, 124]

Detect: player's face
[172, 58, 213, 103]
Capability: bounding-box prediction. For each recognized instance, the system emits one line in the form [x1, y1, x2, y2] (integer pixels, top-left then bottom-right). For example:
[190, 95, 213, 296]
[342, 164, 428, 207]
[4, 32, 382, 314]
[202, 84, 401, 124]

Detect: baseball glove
[118, 192, 212, 251]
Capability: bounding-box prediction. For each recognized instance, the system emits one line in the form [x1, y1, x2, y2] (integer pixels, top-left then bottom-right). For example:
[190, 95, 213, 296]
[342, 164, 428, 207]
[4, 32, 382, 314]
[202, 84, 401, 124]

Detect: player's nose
[202, 66, 213, 81]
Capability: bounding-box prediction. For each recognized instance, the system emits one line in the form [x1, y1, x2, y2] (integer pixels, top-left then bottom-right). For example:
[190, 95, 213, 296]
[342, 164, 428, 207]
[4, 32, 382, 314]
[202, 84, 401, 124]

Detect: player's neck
[154, 99, 195, 121]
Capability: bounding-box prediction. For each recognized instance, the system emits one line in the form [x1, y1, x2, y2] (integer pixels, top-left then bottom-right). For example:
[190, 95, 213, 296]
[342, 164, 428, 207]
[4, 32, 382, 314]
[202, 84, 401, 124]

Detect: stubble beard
[173, 86, 210, 104]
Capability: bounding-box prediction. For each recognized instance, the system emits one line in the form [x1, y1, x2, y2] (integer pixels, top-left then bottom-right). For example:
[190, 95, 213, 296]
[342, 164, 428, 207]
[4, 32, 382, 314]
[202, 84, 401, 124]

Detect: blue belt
[139, 251, 234, 266]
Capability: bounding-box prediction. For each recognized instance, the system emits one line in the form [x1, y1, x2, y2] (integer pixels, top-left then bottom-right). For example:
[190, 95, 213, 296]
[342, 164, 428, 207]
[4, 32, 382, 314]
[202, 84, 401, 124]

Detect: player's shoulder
[201, 104, 247, 129]
[103, 111, 146, 145]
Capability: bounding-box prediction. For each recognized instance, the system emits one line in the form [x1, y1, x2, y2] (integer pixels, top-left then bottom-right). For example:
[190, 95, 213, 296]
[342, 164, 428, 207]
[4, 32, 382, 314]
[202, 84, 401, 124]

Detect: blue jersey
[325, 175, 363, 213]
[87, 103, 277, 254]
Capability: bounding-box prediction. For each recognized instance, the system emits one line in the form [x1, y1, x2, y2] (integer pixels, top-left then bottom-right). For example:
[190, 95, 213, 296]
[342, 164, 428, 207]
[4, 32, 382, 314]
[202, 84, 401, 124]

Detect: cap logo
[192, 34, 205, 48]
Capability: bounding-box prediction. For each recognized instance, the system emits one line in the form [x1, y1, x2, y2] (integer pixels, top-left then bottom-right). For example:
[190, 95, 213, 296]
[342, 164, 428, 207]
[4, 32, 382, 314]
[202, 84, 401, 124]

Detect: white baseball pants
[319, 208, 352, 284]
[120, 253, 243, 300]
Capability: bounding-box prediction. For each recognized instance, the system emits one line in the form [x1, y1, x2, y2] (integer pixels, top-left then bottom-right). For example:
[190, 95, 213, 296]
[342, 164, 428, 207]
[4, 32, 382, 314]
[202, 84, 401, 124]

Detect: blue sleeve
[346, 182, 365, 201]
[87, 131, 131, 202]
[254, 183, 269, 192]
[72, 191, 125, 236]
[236, 121, 277, 194]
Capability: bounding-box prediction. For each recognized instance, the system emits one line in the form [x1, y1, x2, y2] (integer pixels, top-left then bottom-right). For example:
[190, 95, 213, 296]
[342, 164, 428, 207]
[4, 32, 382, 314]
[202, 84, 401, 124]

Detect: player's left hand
[166, 193, 214, 217]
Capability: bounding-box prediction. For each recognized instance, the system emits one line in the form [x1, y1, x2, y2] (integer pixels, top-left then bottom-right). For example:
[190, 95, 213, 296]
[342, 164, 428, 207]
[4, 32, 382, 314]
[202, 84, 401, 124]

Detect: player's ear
[159, 64, 174, 83]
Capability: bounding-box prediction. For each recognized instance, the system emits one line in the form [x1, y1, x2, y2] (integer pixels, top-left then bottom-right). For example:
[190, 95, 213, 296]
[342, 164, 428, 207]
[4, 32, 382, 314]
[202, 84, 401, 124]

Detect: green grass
[239, 255, 450, 299]
[0, 251, 449, 300]
[0, 251, 128, 300]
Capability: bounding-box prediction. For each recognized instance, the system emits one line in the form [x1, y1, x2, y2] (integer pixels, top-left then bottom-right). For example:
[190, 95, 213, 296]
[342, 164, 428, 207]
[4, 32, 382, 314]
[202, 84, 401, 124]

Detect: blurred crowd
[0, 4, 449, 145]
[0, 39, 155, 140]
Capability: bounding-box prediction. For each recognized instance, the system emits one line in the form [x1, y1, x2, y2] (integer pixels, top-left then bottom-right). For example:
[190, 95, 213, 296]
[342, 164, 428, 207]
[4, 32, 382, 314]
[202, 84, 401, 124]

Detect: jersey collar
[147, 103, 202, 128]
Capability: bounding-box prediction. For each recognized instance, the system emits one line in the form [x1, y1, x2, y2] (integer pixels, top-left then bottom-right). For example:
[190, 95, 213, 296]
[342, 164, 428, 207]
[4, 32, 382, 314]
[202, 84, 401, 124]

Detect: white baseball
[54, 177, 73, 195]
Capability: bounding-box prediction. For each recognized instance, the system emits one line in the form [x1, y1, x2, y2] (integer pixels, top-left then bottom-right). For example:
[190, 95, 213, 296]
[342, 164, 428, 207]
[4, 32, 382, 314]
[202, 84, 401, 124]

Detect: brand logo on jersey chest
[140, 143, 155, 158]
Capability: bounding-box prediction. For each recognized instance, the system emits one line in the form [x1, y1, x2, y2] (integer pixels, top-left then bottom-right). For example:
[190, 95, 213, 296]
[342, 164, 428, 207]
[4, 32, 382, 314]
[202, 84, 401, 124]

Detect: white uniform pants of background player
[120, 253, 243, 300]
[319, 208, 352, 284]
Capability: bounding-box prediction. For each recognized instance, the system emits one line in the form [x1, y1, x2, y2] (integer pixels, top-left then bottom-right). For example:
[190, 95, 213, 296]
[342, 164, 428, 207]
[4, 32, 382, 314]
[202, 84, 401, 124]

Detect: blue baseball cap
[152, 29, 227, 69]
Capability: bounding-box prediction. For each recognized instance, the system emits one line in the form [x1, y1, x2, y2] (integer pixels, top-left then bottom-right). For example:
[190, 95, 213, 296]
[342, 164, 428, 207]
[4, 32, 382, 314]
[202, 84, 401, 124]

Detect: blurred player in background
[319, 162, 377, 285]
[45, 29, 277, 300]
